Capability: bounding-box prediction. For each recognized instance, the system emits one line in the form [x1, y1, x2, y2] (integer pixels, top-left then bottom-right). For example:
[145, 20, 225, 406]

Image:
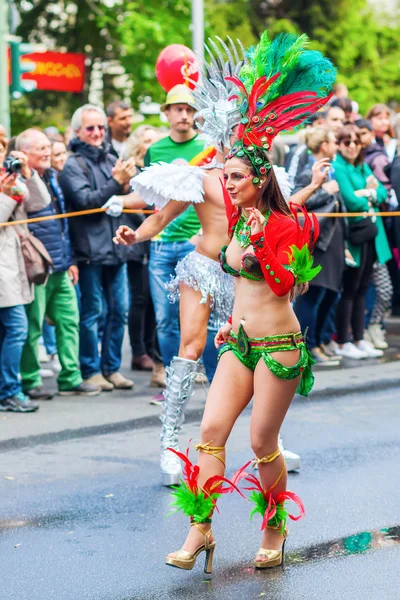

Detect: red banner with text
[21, 52, 85, 93]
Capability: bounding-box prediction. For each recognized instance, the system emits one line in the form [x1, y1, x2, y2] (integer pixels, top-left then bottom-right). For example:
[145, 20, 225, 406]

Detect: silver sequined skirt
[165, 251, 234, 330]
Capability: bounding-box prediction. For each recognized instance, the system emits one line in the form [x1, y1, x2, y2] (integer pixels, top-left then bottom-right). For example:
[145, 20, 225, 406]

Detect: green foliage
[8, 0, 400, 133]
[115, 1, 193, 107]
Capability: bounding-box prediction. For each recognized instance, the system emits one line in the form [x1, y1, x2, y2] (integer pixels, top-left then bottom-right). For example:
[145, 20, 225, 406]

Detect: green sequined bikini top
[219, 245, 264, 282]
[219, 210, 269, 282]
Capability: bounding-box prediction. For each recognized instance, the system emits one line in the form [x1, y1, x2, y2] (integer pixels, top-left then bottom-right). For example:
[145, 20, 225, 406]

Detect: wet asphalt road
[1, 387, 400, 600]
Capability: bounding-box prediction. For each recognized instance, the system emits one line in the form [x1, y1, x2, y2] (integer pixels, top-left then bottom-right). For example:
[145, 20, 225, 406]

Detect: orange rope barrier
[1, 207, 400, 228]
[0, 207, 155, 228]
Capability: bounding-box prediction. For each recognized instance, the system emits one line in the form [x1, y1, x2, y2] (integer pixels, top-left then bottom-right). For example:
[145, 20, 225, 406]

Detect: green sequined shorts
[218, 327, 315, 397]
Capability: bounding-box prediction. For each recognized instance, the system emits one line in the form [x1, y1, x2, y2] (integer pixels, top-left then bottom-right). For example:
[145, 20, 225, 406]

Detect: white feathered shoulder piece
[273, 165, 292, 203]
[131, 161, 205, 209]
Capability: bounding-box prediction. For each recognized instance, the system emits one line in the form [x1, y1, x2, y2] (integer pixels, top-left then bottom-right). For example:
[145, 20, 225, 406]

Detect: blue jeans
[320, 293, 341, 345]
[0, 305, 28, 399]
[364, 281, 377, 328]
[149, 240, 195, 367]
[78, 264, 127, 379]
[203, 327, 219, 383]
[294, 286, 339, 349]
[42, 319, 57, 356]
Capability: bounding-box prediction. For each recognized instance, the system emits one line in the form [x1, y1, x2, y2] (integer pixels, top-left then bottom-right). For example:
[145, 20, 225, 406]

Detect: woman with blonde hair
[124, 125, 163, 167]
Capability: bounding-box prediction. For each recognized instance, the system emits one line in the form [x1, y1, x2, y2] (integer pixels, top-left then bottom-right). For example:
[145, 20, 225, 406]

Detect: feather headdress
[227, 31, 337, 183]
[188, 37, 248, 151]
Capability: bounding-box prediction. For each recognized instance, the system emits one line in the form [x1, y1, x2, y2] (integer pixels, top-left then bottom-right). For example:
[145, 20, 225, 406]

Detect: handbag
[348, 216, 378, 246]
[19, 232, 54, 285]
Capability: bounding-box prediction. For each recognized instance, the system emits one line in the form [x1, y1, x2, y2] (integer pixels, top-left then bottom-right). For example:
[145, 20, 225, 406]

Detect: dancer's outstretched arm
[120, 190, 147, 209]
[113, 199, 190, 246]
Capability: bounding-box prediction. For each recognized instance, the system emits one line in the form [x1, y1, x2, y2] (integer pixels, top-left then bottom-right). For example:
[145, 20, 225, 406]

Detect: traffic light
[9, 41, 37, 98]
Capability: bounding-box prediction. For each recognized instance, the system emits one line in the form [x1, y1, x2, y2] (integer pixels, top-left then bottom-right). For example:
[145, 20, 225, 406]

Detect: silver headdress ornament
[189, 37, 248, 151]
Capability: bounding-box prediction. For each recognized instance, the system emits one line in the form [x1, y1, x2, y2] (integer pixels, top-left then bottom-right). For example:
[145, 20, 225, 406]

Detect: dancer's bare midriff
[225, 239, 300, 337]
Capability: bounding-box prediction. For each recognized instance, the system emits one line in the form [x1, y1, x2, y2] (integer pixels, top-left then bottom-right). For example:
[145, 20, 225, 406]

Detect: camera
[3, 156, 22, 175]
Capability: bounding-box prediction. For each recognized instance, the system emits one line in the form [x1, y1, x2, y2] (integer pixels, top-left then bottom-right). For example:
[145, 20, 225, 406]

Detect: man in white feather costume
[114, 38, 327, 486]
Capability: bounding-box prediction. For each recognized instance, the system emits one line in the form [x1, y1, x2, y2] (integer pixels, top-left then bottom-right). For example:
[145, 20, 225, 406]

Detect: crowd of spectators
[1, 81, 400, 412]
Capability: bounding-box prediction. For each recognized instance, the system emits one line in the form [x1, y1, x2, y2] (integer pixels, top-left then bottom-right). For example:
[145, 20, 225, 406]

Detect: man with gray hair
[59, 104, 136, 392]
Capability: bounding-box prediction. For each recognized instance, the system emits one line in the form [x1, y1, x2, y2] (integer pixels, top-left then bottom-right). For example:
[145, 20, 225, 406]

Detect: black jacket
[293, 166, 348, 252]
[59, 139, 127, 265]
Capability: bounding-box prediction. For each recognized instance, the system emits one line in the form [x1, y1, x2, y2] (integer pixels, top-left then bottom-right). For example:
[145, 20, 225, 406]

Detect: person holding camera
[293, 126, 346, 366]
[16, 129, 100, 400]
[0, 137, 51, 412]
[59, 105, 136, 392]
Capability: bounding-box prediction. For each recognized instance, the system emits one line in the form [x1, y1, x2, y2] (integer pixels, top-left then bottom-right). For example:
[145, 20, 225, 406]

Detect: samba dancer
[115, 38, 330, 487]
[154, 32, 335, 573]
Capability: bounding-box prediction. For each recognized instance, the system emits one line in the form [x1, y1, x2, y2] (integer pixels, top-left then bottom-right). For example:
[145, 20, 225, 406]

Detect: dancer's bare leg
[250, 350, 300, 562]
[178, 283, 211, 360]
[168, 352, 254, 557]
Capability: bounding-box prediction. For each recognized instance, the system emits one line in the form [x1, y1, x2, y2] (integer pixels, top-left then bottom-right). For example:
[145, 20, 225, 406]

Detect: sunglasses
[85, 125, 106, 132]
[341, 138, 361, 147]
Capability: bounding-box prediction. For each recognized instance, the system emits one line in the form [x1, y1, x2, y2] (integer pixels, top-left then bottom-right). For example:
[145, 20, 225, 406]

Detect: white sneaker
[39, 368, 55, 378]
[335, 342, 368, 360]
[47, 354, 62, 373]
[323, 339, 340, 355]
[357, 339, 384, 358]
[278, 435, 300, 472]
[367, 324, 388, 350]
[160, 448, 182, 486]
[38, 343, 49, 363]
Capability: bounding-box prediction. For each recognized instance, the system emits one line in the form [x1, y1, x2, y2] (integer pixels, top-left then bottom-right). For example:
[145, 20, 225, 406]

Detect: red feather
[167, 447, 199, 492]
[243, 473, 265, 494]
[275, 491, 306, 521]
[261, 493, 277, 530]
[203, 475, 246, 499]
[225, 75, 248, 97]
[248, 75, 278, 115]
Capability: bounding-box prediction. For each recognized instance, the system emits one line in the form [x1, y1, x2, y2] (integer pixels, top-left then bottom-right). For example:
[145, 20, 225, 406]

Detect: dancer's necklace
[234, 210, 270, 248]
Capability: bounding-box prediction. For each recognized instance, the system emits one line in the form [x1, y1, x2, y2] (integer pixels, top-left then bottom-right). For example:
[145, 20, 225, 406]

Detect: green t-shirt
[144, 134, 205, 242]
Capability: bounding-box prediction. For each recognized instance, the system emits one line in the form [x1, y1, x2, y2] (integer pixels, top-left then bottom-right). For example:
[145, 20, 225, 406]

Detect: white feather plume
[131, 162, 205, 209]
[273, 165, 292, 203]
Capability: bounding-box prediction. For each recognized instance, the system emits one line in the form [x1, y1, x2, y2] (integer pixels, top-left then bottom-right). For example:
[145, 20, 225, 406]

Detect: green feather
[169, 482, 219, 523]
[248, 491, 288, 533]
[289, 244, 322, 284]
[238, 31, 336, 117]
[248, 491, 268, 520]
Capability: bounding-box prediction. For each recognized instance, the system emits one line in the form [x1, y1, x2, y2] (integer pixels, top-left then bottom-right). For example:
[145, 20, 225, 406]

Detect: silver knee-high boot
[160, 356, 199, 486]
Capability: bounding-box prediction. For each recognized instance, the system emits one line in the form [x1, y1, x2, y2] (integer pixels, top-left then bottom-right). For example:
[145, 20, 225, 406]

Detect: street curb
[304, 377, 400, 402]
[1, 377, 399, 453]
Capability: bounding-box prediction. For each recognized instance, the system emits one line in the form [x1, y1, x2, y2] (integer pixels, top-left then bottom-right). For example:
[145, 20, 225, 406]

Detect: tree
[111, 1, 193, 107]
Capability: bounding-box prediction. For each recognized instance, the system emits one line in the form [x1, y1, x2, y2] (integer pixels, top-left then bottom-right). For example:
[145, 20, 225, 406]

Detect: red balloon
[156, 44, 200, 92]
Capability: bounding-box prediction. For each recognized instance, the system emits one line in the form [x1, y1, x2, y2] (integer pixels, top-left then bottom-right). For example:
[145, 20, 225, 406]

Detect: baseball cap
[160, 84, 196, 111]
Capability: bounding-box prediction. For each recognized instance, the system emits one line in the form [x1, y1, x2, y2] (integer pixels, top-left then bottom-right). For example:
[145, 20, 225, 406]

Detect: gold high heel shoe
[165, 523, 216, 573]
[253, 525, 288, 569]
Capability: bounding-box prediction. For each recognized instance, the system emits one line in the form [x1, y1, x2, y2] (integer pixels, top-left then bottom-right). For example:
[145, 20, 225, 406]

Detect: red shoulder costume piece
[222, 182, 321, 297]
